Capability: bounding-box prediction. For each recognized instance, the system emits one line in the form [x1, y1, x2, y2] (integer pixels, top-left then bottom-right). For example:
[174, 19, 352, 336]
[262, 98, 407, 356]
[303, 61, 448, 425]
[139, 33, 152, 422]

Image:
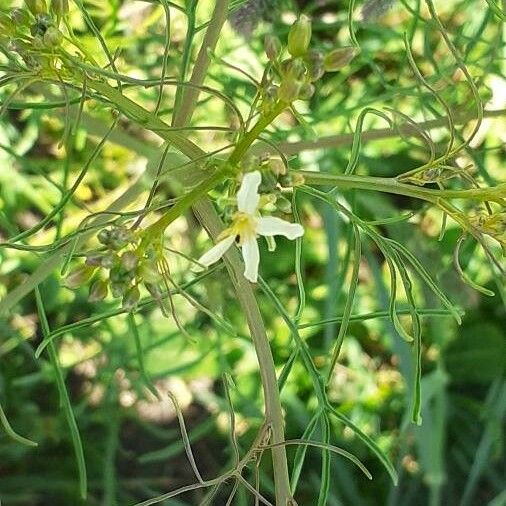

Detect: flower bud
[138, 261, 160, 284]
[298, 82, 315, 100]
[121, 251, 139, 271]
[88, 279, 108, 302]
[305, 49, 325, 82]
[43, 26, 62, 47]
[111, 282, 126, 298]
[276, 196, 292, 213]
[323, 47, 360, 72]
[122, 285, 140, 312]
[32, 35, 44, 49]
[270, 158, 287, 176]
[277, 79, 302, 103]
[145, 282, 162, 298]
[64, 265, 96, 289]
[25, 0, 47, 16]
[264, 34, 282, 62]
[97, 229, 111, 245]
[109, 226, 133, 250]
[11, 9, 31, 26]
[50, 0, 69, 18]
[285, 58, 306, 80]
[287, 15, 311, 57]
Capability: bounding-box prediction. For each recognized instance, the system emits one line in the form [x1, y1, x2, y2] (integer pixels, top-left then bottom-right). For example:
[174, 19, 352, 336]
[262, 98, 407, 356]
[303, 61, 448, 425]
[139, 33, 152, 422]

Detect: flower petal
[241, 237, 260, 282]
[256, 216, 304, 240]
[237, 171, 261, 214]
[197, 235, 235, 267]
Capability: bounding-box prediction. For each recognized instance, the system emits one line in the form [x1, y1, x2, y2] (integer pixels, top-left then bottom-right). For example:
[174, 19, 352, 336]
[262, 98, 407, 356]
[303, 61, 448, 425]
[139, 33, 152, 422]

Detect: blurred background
[0, 0, 505, 504]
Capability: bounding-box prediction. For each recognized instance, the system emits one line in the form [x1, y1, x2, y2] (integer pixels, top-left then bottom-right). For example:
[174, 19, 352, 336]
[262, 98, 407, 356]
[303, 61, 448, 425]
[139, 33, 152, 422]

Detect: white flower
[197, 171, 304, 282]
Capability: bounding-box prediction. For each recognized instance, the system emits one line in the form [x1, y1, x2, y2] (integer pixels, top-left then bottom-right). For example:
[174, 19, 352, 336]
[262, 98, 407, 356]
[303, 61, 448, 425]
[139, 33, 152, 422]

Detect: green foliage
[0, 0, 504, 505]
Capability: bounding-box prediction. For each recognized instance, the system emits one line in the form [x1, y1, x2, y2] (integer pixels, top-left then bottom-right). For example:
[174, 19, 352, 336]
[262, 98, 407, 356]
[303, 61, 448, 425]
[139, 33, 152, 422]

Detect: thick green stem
[295, 171, 506, 203]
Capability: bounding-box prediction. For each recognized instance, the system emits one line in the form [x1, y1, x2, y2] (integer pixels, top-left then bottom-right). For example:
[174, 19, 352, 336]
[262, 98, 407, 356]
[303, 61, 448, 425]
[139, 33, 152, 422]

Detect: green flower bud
[121, 251, 139, 271]
[32, 35, 44, 49]
[270, 158, 287, 176]
[305, 48, 324, 65]
[305, 49, 325, 82]
[323, 47, 360, 72]
[50, 0, 69, 18]
[264, 34, 282, 62]
[111, 282, 126, 298]
[11, 9, 31, 26]
[285, 58, 306, 80]
[43, 26, 62, 47]
[122, 285, 140, 312]
[145, 282, 162, 299]
[88, 279, 108, 302]
[97, 228, 111, 245]
[287, 15, 311, 58]
[277, 79, 302, 104]
[138, 261, 160, 284]
[109, 226, 134, 250]
[25, 0, 47, 16]
[298, 82, 315, 100]
[101, 253, 116, 269]
[276, 196, 292, 213]
[64, 265, 96, 289]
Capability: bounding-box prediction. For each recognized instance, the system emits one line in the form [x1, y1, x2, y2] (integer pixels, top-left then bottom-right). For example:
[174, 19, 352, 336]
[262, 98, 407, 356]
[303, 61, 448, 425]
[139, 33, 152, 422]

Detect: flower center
[232, 212, 257, 244]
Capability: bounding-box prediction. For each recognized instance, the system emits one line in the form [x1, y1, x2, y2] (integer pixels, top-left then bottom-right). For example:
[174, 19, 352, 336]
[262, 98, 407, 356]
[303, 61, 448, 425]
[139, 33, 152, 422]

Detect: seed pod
[64, 265, 95, 289]
[277, 79, 302, 104]
[43, 26, 62, 47]
[88, 279, 108, 302]
[122, 285, 140, 312]
[298, 82, 315, 100]
[323, 47, 360, 72]
[287, 15, 311, 58]
[264, 34, 282, 62]
[121, 251, 139, 271]
[25, 0, 47, 16]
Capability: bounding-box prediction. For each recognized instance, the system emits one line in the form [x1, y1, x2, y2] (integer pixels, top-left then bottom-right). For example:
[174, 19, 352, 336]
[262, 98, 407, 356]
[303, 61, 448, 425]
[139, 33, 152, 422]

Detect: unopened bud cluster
[227, 153, 304, 217]
[0, 1, 67, 69]
[64, 225, 163, 312]
[260, 15, 359, 113]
